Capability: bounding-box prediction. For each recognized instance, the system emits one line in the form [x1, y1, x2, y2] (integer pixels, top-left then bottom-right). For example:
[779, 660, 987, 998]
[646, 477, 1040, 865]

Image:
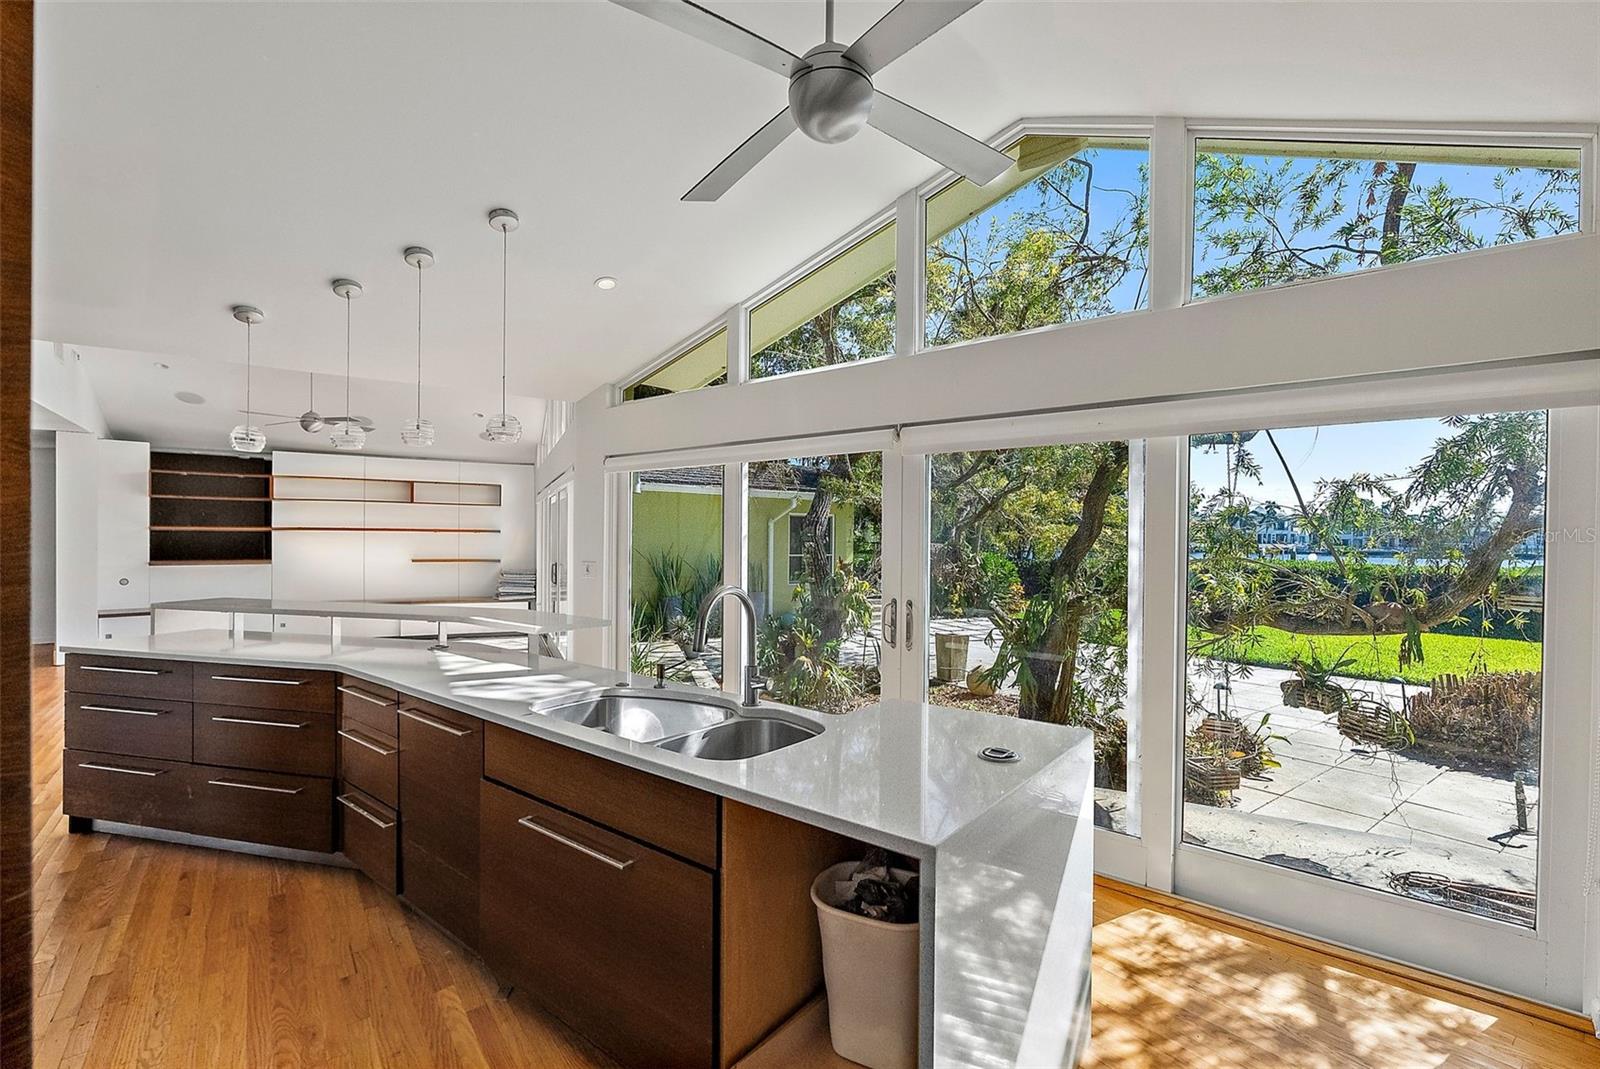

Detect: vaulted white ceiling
[34, 1, 1600, 440]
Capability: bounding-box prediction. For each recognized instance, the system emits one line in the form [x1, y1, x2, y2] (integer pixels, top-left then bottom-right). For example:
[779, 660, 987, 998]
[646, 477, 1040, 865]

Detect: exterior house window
[788, 513, 833, 583]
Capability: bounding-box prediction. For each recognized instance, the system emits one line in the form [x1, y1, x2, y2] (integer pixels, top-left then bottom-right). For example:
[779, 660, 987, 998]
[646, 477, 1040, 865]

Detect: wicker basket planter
[1336, 698, 1412, 750]
[1184, 755, 1242, 793]
[1280, 678, 1347, 713]
[1197, 715, 1246, 749]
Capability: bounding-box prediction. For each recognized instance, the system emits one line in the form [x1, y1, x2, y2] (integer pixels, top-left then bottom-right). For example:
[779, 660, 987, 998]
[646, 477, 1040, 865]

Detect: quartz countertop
[63, 629, 1085, 855]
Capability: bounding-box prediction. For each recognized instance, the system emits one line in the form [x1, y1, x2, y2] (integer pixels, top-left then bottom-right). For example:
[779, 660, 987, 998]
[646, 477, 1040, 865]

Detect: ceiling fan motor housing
[789, 44, 873, 144]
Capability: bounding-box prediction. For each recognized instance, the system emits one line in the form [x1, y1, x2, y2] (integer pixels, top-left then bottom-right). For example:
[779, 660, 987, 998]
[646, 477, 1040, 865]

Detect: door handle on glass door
[884, 598, 898, 649]
[906, 600, 915, 652]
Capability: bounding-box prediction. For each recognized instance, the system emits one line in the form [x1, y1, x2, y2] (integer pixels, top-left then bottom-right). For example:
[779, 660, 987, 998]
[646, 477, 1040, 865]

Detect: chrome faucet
[691, 584, 767, 708]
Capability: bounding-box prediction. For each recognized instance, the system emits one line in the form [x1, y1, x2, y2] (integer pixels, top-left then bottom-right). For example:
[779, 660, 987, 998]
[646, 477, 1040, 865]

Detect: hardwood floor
[30, 655, 1600, 1067]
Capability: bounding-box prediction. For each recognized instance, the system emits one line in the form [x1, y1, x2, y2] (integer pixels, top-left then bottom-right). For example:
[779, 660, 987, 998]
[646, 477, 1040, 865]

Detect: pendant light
[401, 246, 435, 447]
[483, 207, 522, 444]
[329, 278, 366, 450]
[228, 305, 266, 453]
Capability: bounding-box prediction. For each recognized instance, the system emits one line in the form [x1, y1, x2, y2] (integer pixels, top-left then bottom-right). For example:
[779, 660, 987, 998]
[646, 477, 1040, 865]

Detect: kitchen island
[60, 630, 1093, 1068]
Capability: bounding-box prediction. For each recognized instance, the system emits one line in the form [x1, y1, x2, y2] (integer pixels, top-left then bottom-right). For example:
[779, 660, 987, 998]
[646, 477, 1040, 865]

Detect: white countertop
[150, 598, 610, 635]
[63, 629, 1085, 855]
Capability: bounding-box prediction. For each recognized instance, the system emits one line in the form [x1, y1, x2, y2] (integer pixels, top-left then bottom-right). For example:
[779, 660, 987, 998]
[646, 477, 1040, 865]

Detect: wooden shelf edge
[149, 559, 272, 566]
[150, 469, 270, 479]
[273, 526, 500, 533]
[150, 526, 272, 532]
[411, 558, 501, 564]
[151, 494, 269, 502]
[269, 496, 499, 505]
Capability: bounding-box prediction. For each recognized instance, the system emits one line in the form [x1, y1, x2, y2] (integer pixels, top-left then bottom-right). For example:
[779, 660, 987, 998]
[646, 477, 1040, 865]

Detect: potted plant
[932, 630, 970, 683]
[811, 850, 920, 1069]
[1281, 644, 1357, 713]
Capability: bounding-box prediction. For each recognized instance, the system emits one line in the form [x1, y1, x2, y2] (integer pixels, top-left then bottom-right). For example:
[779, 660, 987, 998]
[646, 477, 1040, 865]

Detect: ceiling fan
[609, 0, 1012, 201]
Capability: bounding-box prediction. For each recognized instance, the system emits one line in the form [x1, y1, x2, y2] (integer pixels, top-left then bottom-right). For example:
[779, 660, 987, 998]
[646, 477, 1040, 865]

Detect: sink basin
[532, 692, 733, 743]
[656, 717, 820, 761]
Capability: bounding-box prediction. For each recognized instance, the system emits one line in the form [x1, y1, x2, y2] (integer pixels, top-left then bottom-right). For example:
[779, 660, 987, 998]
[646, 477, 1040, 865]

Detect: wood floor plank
[28, 654, 1600, 1068]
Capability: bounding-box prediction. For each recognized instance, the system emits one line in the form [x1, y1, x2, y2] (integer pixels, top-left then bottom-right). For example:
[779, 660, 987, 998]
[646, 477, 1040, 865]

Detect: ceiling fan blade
[608, 0, 800, 78]
[683, 107, 797, 202]
[844, 0, 984, 75]
[867, 91, 1010, 186]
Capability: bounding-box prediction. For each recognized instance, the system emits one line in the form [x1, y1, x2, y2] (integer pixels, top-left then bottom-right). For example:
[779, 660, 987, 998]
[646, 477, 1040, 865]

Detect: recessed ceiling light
[175, 391, 205, 405]
[593, 276, 617, 290]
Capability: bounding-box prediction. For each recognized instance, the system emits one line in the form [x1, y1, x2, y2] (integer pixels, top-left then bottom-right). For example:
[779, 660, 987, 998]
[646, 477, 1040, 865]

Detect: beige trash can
[810, 861, 920, 1069]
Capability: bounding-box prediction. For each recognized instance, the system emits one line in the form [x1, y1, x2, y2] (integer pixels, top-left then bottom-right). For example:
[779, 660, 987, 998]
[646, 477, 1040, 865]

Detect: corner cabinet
[62, 654, 860, 1069]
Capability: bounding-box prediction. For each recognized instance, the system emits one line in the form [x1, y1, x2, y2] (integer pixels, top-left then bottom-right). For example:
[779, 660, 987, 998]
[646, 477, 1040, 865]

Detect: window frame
[786, 511, 834, 584]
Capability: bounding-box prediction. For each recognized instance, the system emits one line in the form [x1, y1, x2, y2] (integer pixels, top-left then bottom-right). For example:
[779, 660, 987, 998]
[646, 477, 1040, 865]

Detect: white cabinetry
[96, 439, 150, 611]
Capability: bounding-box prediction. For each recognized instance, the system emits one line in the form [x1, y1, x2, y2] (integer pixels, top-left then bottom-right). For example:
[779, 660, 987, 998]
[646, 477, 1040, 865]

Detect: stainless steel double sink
[527, 687, 821, 760]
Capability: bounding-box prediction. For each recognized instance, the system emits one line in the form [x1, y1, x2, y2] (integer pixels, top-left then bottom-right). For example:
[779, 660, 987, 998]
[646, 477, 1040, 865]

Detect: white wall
[54, 433, 99, 656]
[30, 340, 107, 436]
[30, 442, 55, 643]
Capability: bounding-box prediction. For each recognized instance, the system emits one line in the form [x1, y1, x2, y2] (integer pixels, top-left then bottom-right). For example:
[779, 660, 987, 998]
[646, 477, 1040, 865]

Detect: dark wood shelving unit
[149, 451, 272, 564]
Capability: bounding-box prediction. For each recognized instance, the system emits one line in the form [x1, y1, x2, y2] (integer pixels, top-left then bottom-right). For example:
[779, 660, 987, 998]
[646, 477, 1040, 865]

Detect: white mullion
[894, 188, 924, 358]
[725, 304, 749, 387]
[610, 471, 633, 672]
[1147, 116, 1191, 312]
[886, 447, 930, 702]
[1135, 436, 1185, 892]
[721, 462, 748, 699]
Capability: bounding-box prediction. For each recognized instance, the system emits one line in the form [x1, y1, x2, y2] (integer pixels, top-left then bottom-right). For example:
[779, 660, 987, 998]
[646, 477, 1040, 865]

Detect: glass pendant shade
[329, 423, 366, 451]
[401, 417, 435, 447]
[230, 424, 266, 453]
[483, 413, 522, 444]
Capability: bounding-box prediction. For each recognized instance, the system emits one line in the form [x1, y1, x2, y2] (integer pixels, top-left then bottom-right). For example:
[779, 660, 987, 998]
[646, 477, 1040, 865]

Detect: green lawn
[1190, 626, 1542, 685]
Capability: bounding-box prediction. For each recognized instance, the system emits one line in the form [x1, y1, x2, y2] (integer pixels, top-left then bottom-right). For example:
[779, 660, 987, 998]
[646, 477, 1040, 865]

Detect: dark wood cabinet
[64, 693, 192, 762]
[480, 780, 716, 1069]
[187, 763, 334, 852]
[337, 678, 398, 738]
[63, 749, 191, 830]
[193, 703, 335, 777]
[398, 696, 482, 947]
[66, 654, 192, 701]
[192, 663, 334, 713]
[337, 786, 399, 893]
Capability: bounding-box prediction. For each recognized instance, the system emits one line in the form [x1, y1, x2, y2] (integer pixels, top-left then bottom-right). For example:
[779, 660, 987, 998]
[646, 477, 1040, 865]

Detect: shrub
[1407, 671, 1541, 765]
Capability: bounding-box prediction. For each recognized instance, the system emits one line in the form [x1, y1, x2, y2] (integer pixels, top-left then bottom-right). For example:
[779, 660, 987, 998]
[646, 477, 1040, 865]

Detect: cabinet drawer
[338, 719, 399, 807]
[480, 781, 714, 1068]
[398, 696, 481, 880]
[337, 677, 398, 738]
[401, 837, 477, 948]
[194, 703, 335, 777]
[188, 763, 334, 852]
[65, 692, 192, 762]
[65, 654, 192, 701]
[484, 723, 719, 869]
[193, 664, 334, 713]
[338, 787, 399, 894]
[63, 749, 190, 830]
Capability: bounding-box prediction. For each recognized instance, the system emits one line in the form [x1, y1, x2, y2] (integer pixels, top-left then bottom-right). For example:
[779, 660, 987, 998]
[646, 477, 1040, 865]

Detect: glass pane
[928, 442, 1137, 835]
[747, 454, 882, 711]
[1193, 140, 1581, 298]
[924, 135, 1150, 348]
[624, 329, 729, 401]
[750, 224, 896, 380]
[1184, 413, 1547, 926]
[630, 467, 723, 689]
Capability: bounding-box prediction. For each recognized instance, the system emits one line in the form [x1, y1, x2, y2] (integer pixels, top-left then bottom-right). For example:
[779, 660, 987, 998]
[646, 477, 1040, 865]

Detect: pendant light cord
[244, 320, 252, 420]
[344, 290, 352, 415]
[416, 261, 424, 420]
[500, 225, 508, 418]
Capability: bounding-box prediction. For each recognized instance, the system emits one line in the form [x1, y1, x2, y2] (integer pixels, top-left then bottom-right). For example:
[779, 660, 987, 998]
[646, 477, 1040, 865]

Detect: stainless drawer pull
[337, 794, 396, 829]
[78, 762, 165, 777]
[399, 708, 473, 737]
[206, 778, 304, 795]
[81, 665, 163, 676]
[210, 674, 304, 686]
[337, 729, 398, 756]
[337, 685, 393, 707]
[211, 716, 308, 729]
[79, 705, 163, 717]
[516, 816, 635, 871]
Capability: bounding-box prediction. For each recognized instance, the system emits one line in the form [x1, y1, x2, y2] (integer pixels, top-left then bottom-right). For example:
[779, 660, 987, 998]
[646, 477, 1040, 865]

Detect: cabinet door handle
[337, 794, 396, 829]
[516, 816, 634, 871]
[884, 598, 898, 649]
[906, 599, 916, 654]
[81, 665, 163, 676]
[399, 708, 473, 737]
[78, 761, 165, 777]
[337, 729, 398, 756]
[337, 684, 393, 707]
[210, 674, 304, 686]
[79, 704, 163, 717]
[206, 778, 303, 795]
[211, 716, 308, 729]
